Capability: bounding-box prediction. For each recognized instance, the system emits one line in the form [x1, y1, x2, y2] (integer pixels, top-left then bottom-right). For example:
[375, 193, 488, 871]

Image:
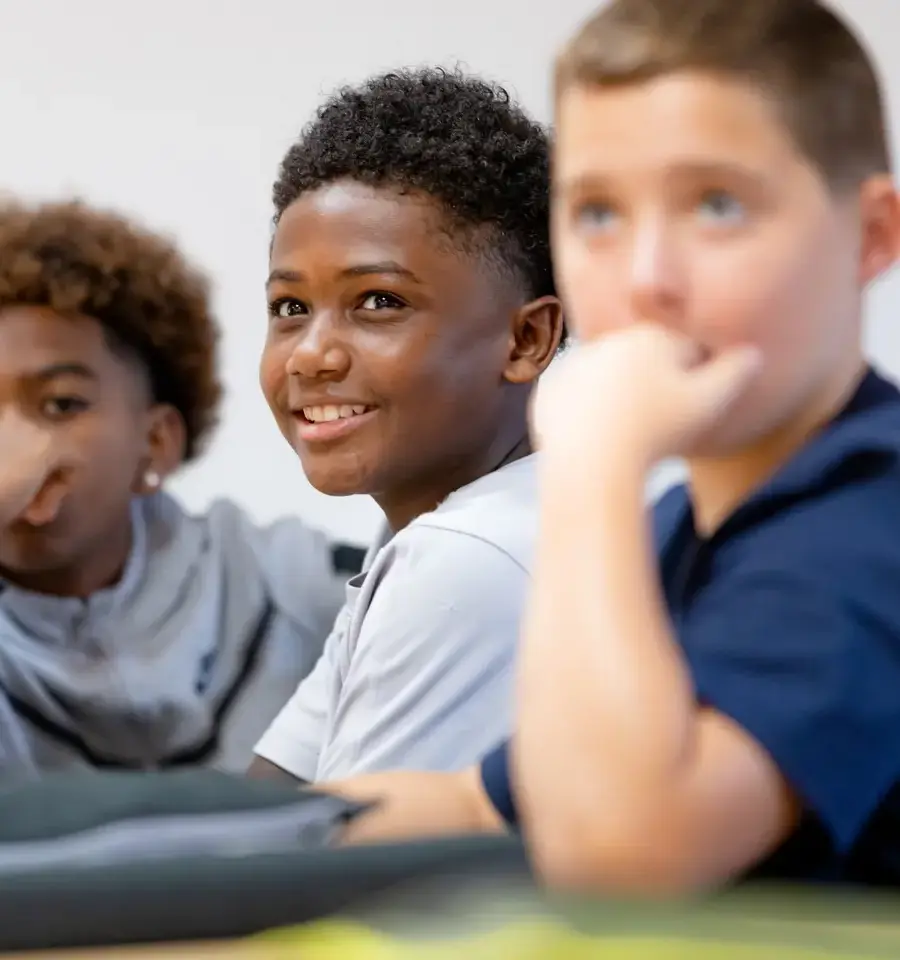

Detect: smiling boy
[248, 70, 563, 783]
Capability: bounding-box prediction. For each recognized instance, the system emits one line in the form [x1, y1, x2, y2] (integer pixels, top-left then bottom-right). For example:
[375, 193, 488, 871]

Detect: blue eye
[573, 202, 617, 232]
[697, 191, 746, 225]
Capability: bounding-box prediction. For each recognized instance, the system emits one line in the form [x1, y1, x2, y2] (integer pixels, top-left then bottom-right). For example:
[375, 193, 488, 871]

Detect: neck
[375, 433, 531, 533]
[1, 511, 135, 600]
[687, 361, 867, 536]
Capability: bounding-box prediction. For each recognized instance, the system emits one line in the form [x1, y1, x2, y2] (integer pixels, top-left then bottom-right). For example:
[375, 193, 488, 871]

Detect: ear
[502, 296, 566, 385]
[132, 404, 187, 496]
[858, 176, 900, 286]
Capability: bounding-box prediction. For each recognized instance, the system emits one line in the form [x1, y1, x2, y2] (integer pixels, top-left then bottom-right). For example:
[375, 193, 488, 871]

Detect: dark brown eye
[41, 396, 89, 418]
[269, 298, 307, 318]
[360, 292, 405, 310]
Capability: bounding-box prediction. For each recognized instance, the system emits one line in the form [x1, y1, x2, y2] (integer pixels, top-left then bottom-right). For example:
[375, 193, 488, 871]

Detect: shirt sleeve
[684, 570, 900, 853]
[480, 739, 517, 826]
[314, 528, 527, 780]
[251, 609, 346, 780]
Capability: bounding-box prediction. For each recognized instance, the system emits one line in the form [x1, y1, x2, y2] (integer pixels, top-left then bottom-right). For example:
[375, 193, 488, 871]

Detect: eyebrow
[266, 261, 421, 287]
[29, 363, 98, 382]
[557, 161, 766, 195]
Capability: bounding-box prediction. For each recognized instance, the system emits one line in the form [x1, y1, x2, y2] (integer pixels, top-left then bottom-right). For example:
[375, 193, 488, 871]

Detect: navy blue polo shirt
[481, 367, 900, 884]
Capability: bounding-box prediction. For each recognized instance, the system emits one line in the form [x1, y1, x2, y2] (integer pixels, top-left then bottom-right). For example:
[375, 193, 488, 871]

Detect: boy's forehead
[553, 73, 799, 187]
[0, 307, 112, 373]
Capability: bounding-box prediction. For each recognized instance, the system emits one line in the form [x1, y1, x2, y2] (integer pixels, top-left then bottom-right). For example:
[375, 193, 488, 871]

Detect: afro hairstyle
[273, 67, 557, 309]
[0, 199, 221, 462]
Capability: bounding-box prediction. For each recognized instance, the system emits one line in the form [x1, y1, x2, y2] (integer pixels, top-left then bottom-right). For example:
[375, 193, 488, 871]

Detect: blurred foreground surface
[20, 880, 900, 958]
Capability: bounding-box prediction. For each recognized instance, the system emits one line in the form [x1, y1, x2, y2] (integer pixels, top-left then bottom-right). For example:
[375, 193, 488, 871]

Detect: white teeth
[302, 404, 369, 423]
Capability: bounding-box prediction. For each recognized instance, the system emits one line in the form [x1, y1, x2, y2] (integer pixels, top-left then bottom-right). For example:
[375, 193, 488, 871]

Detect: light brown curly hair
[0, 199, 221, 461]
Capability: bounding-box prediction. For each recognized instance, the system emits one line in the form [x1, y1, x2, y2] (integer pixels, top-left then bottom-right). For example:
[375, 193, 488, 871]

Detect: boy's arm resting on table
[514, 463, 900, 894]
[310, 529, 524, 780]
[323, 765, 505, 843]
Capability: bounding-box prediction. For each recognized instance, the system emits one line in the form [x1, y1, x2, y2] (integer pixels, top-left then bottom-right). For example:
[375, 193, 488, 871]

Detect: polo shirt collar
[656, 366, 900, 545]
[760, 367, 900, 501]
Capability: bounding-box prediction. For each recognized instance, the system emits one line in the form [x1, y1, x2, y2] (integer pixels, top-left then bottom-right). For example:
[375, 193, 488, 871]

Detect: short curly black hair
[0, 200, 221, 461]
[274, 67, 556, 305]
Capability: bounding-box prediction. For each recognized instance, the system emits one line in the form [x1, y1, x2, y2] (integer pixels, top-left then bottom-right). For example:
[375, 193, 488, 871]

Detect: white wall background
[0, 0, 895, 542]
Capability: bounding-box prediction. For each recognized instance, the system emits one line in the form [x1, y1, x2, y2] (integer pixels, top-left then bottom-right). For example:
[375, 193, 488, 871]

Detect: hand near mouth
[0, 408, 79, 527]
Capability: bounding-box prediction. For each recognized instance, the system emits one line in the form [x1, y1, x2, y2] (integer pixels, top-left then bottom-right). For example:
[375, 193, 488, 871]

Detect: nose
[284, 314, 351, 382]
[627, 218, 686, 325]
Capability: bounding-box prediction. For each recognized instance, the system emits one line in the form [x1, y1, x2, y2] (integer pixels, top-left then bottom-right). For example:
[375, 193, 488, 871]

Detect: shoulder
[367, 521, 531, 607]
[411, 455, 539, 574]
[180, 498, 339, 572]
[348, 499, 533, 654]
[186, 497, 322, 546]
[173, 497, 345, 627]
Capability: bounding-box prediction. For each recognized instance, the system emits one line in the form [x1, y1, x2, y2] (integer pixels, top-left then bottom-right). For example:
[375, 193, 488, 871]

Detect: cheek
[66, 419, 143, 495]
[380, 330, 506, 442]
[259, 341, 290, 409]
[555, 241, 625, 342]
[695, 229, 858, 440]
[378, 328, 465, 398]
[691, 233, 837, 359]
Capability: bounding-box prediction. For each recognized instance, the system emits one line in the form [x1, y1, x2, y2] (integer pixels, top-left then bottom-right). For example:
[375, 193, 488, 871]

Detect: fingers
[0, 407, 52, 461]
[691, 345, 763, 416]
[19, 471, 72, 526]
[0, 407, 84, 526]
[21, 441, 85, 525]
[0, 406, 83, 473]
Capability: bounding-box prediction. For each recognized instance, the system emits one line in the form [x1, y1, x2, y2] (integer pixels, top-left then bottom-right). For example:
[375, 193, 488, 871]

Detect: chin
[0, 552, 66, 586]
[301, 461, 376, 498]
[0, 528, 68, 574]
[689, 417, 774, 459]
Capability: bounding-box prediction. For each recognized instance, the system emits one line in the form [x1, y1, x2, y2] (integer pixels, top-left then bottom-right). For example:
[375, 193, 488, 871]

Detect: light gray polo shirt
[0, 493, 348, 780]
[253, 454, 538, 782]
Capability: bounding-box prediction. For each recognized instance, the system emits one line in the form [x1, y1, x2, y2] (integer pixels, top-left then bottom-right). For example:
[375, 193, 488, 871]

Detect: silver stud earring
[144, 470, 161, 491]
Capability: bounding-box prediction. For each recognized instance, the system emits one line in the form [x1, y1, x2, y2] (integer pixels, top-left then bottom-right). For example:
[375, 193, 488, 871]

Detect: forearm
[325, 767, 504, 844]
[516, 459, 697, 869]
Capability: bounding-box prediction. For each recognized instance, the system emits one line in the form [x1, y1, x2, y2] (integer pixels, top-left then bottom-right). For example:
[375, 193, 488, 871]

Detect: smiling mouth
[300, 403, 373, 423]
[292, 403, 378, 444]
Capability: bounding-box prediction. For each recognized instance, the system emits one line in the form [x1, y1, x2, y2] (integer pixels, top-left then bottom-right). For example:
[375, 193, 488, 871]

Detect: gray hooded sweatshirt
[0, 492, 351, 780]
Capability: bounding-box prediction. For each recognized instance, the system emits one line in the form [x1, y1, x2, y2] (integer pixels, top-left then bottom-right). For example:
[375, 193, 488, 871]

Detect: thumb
[20, 471, 71, 527]
[689, 345, 763, 418]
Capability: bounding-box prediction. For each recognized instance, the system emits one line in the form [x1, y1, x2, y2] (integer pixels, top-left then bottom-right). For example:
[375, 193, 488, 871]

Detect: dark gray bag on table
[0, 769, 530, 952]
[0, 768, 362, 873]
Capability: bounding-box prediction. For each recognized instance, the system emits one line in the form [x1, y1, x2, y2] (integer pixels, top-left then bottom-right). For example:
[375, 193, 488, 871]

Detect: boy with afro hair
[0, 199, 355, 778]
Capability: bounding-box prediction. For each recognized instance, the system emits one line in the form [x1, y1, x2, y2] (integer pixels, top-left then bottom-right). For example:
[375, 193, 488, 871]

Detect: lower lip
[293, 408, 378, 444]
